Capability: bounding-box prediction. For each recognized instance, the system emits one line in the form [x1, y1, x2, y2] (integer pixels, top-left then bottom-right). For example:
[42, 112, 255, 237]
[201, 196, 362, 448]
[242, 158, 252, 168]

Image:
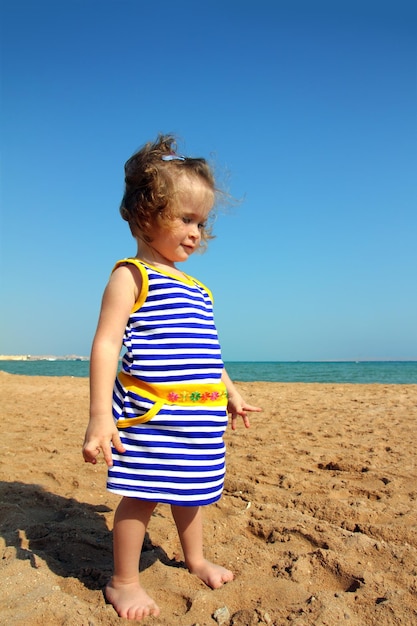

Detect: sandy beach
[1, 371, 416, 625]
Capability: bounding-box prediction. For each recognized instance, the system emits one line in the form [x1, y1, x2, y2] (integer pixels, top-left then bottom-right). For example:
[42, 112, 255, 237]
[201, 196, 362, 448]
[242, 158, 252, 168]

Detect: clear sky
[1, 0, 416, 361]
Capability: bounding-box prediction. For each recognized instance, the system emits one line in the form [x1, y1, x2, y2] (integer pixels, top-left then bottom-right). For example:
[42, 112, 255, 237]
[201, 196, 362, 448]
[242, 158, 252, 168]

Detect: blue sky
[1, 0, 416, 361]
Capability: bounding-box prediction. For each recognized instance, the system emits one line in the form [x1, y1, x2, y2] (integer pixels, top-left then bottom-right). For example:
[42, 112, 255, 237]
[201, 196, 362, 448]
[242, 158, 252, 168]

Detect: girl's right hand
[82, 420, 126, 467]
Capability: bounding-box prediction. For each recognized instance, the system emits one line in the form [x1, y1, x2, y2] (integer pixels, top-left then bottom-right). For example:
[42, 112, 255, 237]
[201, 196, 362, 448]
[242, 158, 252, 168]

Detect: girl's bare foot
[187, 559, 234, 589]
[105, 578, 160, 621]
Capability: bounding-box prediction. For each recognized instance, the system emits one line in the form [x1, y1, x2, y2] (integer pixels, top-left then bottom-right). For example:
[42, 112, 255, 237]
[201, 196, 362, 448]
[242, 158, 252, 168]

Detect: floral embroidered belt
[116, 371, 228, 427]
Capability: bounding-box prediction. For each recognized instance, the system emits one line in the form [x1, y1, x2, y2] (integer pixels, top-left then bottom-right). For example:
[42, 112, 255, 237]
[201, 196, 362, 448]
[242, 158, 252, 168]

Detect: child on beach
[82, 134, 261, 621]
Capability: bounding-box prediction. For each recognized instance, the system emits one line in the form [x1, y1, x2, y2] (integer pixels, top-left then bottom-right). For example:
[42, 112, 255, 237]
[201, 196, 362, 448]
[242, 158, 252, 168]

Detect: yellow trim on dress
[112, 258, 213, 307]
[116, 371, 228, 428]
[112, 259, 149, 312]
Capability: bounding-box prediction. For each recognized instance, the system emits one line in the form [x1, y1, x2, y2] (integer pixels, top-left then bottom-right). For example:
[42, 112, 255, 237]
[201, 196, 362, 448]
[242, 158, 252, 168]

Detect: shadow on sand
[0, 481, 184, 590]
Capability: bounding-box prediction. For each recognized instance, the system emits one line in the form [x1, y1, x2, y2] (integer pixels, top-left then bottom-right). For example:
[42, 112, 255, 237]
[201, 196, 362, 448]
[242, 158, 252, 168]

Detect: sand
[0, 371, 416, 625]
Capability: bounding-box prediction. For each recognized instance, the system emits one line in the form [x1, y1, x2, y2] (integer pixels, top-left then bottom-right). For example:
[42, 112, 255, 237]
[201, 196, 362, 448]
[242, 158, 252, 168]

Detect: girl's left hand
[227, 394, 262, 430]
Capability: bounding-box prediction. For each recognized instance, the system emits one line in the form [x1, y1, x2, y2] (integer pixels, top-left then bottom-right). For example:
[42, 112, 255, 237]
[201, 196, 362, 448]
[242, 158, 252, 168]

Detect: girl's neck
[135, 243, 186, 279]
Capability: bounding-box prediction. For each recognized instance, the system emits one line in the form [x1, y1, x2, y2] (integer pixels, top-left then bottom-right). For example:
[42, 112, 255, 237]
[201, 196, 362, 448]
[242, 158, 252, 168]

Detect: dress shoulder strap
[187, 275, 214, 304]
[112, 258, 149, 312]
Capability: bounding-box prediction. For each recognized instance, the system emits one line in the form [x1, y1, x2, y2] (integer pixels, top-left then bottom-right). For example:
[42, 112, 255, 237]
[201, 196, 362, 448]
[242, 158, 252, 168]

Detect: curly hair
[119, 134, 217, 248]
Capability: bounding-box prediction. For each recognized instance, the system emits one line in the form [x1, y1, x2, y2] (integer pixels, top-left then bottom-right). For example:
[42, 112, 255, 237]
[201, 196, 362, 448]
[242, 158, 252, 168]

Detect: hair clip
[161, 154, 187, 162]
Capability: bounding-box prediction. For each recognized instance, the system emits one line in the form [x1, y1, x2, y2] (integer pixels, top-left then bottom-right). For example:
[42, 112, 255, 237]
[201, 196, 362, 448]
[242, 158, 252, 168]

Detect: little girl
[82, 134, 261, 621]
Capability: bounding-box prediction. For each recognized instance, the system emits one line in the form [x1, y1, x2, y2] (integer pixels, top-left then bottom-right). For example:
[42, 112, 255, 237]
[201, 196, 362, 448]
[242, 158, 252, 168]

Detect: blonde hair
[120, 134, 217, 247]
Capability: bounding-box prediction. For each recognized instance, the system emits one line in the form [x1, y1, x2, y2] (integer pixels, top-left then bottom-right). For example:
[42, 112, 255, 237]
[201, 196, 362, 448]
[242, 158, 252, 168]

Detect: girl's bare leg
[171, 505, 234, 589]
[105, 497, 160, 621]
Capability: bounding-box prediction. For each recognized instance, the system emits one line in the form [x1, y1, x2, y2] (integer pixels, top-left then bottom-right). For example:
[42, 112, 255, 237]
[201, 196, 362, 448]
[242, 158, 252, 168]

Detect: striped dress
[107, 258, 228, 506]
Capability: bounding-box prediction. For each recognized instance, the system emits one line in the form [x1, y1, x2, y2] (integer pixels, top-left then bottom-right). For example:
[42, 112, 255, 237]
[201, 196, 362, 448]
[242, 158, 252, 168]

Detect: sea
[1, 360, 416, 384]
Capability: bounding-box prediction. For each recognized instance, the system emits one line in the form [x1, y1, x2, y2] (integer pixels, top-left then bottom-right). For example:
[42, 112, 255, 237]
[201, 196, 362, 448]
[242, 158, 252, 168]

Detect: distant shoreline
[1, 359, 416, 383]
[0, 355, 416, 363]
[0, 355, 89, 361]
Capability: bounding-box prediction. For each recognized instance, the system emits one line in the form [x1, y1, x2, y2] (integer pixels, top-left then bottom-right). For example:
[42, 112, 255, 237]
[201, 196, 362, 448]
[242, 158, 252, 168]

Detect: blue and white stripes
[120, 266, 224, 384]
[107, 259, 228, 506]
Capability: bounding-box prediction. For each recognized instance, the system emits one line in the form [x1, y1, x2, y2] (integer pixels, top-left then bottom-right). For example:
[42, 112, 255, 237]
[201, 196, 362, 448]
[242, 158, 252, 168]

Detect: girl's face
[146, 175, 214, 266]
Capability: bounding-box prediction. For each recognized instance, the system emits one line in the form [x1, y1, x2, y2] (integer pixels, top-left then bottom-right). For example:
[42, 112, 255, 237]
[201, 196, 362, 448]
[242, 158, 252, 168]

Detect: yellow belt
[116, 371, 228, 427]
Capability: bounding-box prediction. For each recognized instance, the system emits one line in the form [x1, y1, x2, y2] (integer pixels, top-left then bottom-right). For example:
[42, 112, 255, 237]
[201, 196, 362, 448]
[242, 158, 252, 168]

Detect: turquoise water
[1, 360, 416, 384]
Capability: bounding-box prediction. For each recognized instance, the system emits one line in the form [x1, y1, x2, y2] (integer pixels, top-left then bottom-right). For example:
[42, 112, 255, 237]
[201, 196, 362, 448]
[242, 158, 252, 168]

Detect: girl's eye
[181, 216, 206, 229]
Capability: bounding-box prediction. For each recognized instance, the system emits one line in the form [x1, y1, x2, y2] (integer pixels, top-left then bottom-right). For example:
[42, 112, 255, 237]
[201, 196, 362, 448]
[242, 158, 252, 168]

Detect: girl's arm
[82, 265, 141, 467]
[221, 368, 262, 430]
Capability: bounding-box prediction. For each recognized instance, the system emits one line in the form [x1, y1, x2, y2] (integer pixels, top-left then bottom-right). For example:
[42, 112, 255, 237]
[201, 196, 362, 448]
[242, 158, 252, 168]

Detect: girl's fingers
[230, 412, 250, 430]
[243, 404, 262, 412]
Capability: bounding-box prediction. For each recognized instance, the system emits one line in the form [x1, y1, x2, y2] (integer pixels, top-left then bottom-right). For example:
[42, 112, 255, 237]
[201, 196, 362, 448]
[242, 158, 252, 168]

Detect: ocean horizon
[1, 359, 416, 384]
